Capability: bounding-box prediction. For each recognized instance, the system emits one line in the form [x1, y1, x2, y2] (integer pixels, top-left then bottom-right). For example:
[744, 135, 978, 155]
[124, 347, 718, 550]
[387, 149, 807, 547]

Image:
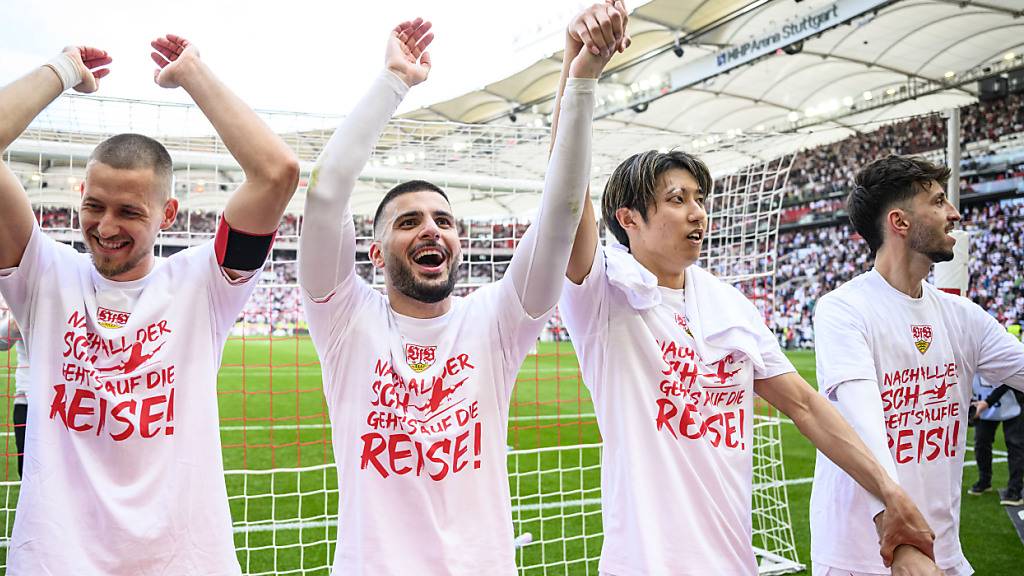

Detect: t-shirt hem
[811, 551, 968, 574]
[811, 552, 888, 574]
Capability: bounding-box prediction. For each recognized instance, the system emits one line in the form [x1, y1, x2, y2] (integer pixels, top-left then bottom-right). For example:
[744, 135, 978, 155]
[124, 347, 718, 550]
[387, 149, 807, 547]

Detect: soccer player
[811, 155, 1024, 575]
[0, 38, 299, 574]
[554, 4, 939, 575]
[0, 313, 28, 477]
[298, 17, 604, 574]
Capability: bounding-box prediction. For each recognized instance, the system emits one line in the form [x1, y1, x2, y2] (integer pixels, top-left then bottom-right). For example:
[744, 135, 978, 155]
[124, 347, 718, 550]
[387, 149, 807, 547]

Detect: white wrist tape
[44, 53, 83, 92]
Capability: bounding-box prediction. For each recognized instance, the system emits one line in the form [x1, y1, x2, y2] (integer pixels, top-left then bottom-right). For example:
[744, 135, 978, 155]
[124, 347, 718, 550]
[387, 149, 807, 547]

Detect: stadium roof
[10, 0, 1024, 219]
[403, 0, 1024, 152]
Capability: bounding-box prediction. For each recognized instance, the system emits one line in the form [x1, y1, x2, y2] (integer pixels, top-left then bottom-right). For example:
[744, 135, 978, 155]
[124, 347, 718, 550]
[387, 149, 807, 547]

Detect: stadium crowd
[772, 90, 1024, 348]
[24, 93, 1024, 348]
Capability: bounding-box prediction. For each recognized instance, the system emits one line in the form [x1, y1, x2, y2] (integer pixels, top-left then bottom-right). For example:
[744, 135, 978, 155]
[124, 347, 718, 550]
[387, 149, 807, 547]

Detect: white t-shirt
[811, 269, 1024, 574]
[1, 313, 28, 403]
[560, 245, 795, 576]
[304, 274, 547, 575]
[0, 226, 258, 576]
[13, 338, 28, 405]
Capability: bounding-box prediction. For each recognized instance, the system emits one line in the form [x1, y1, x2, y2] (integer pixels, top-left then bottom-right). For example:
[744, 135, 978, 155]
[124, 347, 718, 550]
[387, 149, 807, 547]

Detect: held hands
[386, 18, 434, 87]
[62, 46, 112, 93]
[890, 545, 943, 576]
[877, 489, 935, 568]
[568, 0, 630, 79]
[151, 35, 200, 89]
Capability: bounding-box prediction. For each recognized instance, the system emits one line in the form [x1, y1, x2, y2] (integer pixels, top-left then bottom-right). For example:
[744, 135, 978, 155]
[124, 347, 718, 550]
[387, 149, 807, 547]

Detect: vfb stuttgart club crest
[911, 325, 933, 355]
[405, 343, 437, 373]
[97, 306, 130, 329]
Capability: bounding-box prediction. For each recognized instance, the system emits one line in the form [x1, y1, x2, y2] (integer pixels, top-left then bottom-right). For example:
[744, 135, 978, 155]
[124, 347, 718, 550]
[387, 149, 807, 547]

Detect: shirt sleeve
[504, 77, 595, 319]
[971, 303, 1024, 386]
[751, 316, 796, 380]
[813, 293, 879, 397]
[830, 377, 897, 519]
[198, 241, 262, 338]
[0, 225, 61, 344]
[484, 278, 550, 394]
[559, 241, 608, 341]
[1003, 368, 1024, 394]
[298, 70, 409, 301]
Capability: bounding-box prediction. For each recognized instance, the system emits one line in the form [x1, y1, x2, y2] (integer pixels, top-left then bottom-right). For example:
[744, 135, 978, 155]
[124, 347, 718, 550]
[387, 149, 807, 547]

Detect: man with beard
[297, 16, 605, 575]
[0, 37, 299, 574]
[811, 155, 1024, 575]
[551, 4, 939, 575]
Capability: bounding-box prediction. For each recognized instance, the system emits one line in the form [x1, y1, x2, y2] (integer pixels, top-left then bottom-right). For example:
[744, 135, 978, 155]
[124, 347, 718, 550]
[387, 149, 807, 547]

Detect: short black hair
[601, 150, 712, 249]
[848, 155, 951, 254]
[372, 180, 450, 236]
[89, 133, 173, 198]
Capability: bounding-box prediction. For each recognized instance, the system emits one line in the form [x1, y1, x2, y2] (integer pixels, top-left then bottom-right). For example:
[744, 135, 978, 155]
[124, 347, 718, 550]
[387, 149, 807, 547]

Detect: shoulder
[690, 266, 756, 310]
[819, 273, 873, 309]
[925, 283, 992, 325]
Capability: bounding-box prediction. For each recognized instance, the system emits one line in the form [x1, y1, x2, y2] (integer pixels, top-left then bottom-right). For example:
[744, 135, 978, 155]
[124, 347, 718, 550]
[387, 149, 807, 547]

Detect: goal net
[0, 94, 802, 574]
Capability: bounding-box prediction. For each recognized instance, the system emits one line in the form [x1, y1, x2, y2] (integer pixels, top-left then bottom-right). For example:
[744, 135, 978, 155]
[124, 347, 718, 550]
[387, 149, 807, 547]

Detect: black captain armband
[214, 215, 277, 271]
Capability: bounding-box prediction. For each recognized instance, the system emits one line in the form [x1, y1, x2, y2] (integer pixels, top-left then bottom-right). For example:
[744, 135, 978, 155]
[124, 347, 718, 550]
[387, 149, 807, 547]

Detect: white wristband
[44, 53, 83, 92]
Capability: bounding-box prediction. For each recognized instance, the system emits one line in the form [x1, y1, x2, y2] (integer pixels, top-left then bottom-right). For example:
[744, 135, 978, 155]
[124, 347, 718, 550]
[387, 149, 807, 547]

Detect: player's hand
[63, 46, 112, 93]
[890, 545, 943, 576]
[151, 35, 200, 89]
[567, 1, 630, 59]
[386, 18, 433, 87]
[877, 489, 935, 567]
[974, 400, 989, 413]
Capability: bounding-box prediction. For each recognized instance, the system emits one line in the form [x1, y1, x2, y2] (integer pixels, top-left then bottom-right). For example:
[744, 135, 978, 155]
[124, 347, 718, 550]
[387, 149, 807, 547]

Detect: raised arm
[506, 6, 626, 317]
[554, 1, 630, 284]
[298, 19, 433, 299]
[150, 35, 299, 242]
[0, 46, 111, 268]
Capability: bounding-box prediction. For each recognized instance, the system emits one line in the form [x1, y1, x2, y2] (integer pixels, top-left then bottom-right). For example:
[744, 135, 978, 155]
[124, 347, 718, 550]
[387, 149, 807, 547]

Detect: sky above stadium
[0, 0, 636, 117]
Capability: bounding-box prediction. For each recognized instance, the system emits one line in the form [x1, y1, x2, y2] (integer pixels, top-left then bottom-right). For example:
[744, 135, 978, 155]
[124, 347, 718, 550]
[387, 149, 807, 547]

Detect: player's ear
[369, 241, 385, 269]
[615, 207, 640, 231]
[160, 197, 179, 230]
[886, 207, 910, 238]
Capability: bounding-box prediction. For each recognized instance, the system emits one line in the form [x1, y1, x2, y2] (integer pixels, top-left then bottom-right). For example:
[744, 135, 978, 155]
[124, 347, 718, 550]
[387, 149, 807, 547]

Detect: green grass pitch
[1, 339, 1019, 574]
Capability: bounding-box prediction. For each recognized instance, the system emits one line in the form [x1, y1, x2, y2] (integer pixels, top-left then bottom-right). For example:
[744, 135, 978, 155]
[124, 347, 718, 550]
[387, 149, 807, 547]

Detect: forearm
[508, 78, 595, 316]
[0, 66, 64, 151]
[762, 374, 898, 504]
[0, 66, 63, 268]
[551, 36, 598, 284]
[180, 60, 298, 231]
[299, 71, 408, 298]
[984, 384, 1011, 406]
[798, 390, 899, 503]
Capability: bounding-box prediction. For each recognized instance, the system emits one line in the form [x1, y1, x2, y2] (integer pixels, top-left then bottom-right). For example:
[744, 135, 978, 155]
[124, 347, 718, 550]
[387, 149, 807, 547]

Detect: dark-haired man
[0, 38, 298, 574]
[811, 155, 1024, 575]
[297, 17, 605, 575]
[554, 4, 938, 575]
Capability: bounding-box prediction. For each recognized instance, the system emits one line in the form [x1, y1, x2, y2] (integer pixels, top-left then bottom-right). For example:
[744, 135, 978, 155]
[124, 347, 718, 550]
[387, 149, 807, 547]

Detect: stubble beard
[88, 239, 148, 280]
[908, 224, 954, 263]
[386, 251, 459, 304]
